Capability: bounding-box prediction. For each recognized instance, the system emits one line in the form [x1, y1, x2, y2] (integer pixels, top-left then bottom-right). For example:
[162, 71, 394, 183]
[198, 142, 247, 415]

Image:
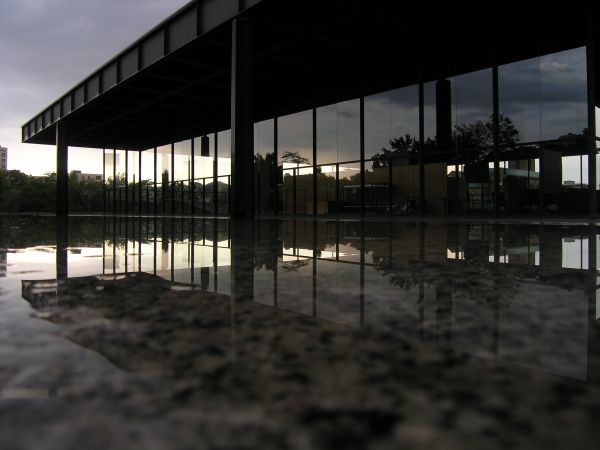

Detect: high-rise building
[0, 146, 6, 171]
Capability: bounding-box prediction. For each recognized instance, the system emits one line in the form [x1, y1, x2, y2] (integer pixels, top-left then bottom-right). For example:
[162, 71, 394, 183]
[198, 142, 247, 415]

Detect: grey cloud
[0, 0, 189, 173]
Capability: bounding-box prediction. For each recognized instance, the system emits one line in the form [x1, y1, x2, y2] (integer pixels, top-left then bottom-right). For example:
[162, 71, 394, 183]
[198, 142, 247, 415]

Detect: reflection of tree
[372, 134, 420, 168]
[371, 113, 520, 169]
[280, 259, 310, 272]
[0, 170, 104, 213]
[375, 259, 519, 312]
[280, 151, 310, 166]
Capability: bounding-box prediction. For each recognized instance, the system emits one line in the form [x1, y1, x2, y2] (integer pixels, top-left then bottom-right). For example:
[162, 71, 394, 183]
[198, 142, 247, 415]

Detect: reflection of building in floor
[0, 252, 6, 277]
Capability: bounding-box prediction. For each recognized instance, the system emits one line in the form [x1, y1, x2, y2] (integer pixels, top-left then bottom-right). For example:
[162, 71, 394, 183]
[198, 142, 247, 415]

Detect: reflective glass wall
[102, 46, 592, 218]
[250, 45, 591, 217]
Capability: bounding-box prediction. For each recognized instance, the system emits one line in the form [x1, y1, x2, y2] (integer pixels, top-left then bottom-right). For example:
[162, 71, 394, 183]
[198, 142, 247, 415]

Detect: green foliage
[371, 113, 520, 168]
[0, 170, 105, 213]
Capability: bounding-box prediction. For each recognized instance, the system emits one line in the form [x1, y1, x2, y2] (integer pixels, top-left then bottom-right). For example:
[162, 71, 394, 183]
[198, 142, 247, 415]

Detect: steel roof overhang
[22, 0, 597, 151]
[21, 0, 263, 150]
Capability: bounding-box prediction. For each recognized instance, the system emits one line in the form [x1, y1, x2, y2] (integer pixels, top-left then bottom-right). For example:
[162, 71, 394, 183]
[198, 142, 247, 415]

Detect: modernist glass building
[21, 0, 600, 217]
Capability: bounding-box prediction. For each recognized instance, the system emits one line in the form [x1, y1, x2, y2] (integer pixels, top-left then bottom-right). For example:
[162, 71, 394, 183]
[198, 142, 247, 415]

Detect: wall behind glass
[173, 140, 192, 182]
[140, 148, 155, 214]
[127, 150, 139, 213]
[104, 149, 115, 213]
[193, 135, 215, 214]
[499, 47, 588, 215]
[279, 110, 313, 215]
[453, 68, 493, 213]
[365, 85, 420, 214]
[157, 145, 171, 214]
[115, 150, 127, 213]
[254, 119, 275, 214]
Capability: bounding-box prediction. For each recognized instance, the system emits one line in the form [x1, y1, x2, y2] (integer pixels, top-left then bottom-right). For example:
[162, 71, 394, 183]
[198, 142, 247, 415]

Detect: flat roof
[22, 0, 263, 149]
[22, 0, 596, 151]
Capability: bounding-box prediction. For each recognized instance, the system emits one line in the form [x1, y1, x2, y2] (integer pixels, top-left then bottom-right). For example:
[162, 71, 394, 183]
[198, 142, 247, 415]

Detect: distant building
[0, 253, 6, 278]
[0, 146, 7, 170]
[70, 170, 102, 182]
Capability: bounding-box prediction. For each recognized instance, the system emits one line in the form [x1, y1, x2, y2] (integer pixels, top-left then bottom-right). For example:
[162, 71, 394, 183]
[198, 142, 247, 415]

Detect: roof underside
[23, 0, 597, 151]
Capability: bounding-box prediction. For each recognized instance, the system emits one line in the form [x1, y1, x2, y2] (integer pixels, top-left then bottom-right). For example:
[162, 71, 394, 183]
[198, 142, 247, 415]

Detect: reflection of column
[312, 220, 317, 317]
[56, 216, 68, 279]
[56, 122, 68, 217]
[56, 215, 68, 303]
[539, 225, 562, 275]
[360, 221, 365, 328]
[435, 282, 453, 348]
[231, 219, 254, 303]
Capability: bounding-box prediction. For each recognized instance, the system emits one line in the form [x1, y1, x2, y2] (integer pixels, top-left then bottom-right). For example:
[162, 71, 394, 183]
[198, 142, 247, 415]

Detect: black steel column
[102, 147, 106, 214]
[418, 79, 425, 215]
[274, 118, 279, 215]
[153, 147, 157, 216]
[125, 149, 129, 216]
[113, 148, 117, 215]
[56, 121, 68, 217]
[56, 120, 68, 284]
[587, 9, 597, 216]
[171, 143, 175, 215]
[231, 17, 254, 219]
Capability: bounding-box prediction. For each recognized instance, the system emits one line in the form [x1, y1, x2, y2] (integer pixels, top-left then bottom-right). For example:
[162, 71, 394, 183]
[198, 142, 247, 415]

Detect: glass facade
[102, 46, 593, 218]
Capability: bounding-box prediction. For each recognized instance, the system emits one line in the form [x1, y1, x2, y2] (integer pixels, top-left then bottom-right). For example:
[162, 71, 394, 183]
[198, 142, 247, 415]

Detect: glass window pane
[499, 56, 541, 215]
[194, 135, 215, 214]
[337, 99, 360, 163]
[279, 110, 313, 168]
[254, 120, 276, 214]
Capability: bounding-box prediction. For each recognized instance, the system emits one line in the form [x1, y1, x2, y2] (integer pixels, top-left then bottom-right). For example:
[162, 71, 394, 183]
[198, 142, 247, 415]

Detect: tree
[370, 113, 520, 169]
[280, 151, 310, 167]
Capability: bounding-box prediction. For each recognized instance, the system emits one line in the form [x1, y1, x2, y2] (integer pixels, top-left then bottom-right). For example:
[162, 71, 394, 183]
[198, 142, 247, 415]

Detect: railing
[104, 175, 231, 216]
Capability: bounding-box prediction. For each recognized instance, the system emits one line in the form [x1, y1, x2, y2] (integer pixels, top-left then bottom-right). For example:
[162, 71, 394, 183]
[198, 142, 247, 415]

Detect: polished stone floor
[0, 215, 599, 449]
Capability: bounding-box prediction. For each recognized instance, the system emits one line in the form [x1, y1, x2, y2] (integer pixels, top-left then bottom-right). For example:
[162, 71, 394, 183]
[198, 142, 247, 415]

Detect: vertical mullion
[113, 148, 116, 216]
[139, 149, 142, 215]
[492, 55, 500, 217]
[171, 143, 175, 215]
[313, 108, 317, 216]
[102, 147, 106, 214]
[587, 9, 597, 216]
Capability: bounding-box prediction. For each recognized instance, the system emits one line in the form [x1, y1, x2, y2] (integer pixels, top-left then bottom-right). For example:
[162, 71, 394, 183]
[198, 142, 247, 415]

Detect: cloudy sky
[0, 0, 189, 175]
